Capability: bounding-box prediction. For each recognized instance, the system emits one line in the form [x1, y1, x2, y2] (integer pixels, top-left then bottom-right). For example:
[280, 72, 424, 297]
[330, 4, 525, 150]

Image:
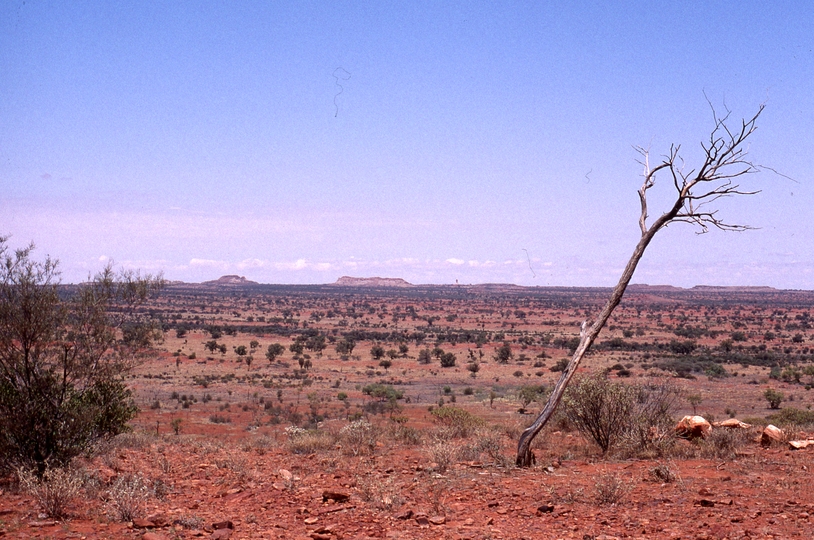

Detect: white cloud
[189, 258, 228, 269]
[446, 258, 465, 265]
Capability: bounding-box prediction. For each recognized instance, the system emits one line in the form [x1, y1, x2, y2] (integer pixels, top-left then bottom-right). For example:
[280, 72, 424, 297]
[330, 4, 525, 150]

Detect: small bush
[284, 426, 335, 455]
[356, 475, 403, 510]
[107, 473, 151, 521]
[430, 406, 483, 438]
[564, 373, 637, 453]
[766, 407, 814, 428]
[427, 440, 459, 472]
[339, 419, 379, 456]
[17, 466, 83, 519]
[593, 472, 630, 505]
[565, 373, 679, 455]
[764, 388, 785, 409]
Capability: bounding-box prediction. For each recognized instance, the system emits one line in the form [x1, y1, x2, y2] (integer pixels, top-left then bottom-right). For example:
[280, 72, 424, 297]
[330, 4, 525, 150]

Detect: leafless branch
[516, 102, 767, 467]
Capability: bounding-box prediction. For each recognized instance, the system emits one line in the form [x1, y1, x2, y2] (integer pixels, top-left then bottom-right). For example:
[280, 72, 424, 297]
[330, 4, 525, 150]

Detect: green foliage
[766, 407, 814, 428]
[362, 383, 403, 402]
[563, 372, 679, 454]
[764, 388, 785, 409]
[265, 343, 285, 362]
[550, 358, 569, 372]
[517, 385, 546, 410]
[494, 342, 513, 364]
[439, 352, 456, 367]
[430, 406, 483, 438]
[370, 344, 385, 360]
[0, 238, 162, 476]
[417, 348, 432, 364]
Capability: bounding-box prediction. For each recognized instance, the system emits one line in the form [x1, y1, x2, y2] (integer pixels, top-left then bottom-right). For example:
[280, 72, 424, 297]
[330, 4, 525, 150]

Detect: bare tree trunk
[516, 104, 765, 467]
[516, 224, 663, 466]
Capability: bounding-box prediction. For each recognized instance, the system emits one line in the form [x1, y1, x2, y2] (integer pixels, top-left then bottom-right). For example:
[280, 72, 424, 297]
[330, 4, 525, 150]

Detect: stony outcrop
[675, 415, 712, 439]
[332, 276, 413, 288]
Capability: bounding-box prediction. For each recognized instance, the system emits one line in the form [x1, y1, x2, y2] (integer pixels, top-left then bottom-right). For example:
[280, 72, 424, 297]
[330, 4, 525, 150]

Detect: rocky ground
[3, 418, 814, 540]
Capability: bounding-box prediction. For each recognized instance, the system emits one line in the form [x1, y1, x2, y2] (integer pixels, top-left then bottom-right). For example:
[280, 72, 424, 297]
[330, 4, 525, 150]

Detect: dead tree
[516, 104, 765, 467]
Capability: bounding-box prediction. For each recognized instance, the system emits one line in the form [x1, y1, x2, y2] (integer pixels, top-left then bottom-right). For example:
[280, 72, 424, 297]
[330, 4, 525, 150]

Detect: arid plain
[5, 277, 814, 540]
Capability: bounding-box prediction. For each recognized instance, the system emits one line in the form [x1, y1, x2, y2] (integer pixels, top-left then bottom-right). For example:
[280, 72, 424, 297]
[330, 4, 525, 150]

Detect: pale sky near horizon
[2, 2, 813, 288]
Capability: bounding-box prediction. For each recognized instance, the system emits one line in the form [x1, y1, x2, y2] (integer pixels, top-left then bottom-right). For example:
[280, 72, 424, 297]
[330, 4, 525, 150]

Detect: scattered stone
[143, 533, 170, 540]
[696, 499, 716, 507]
[133, 518, 156, 528]
[212, 521, 234, 530]
[304, 517, 319, 525]
[536, 504, 555, 515]
[28, 520, 57, 527]
[789, 439, 814, 450]
[761, 424, 785, 446]
[146, 513, 169, 527]
[395, 509, 414, 520]
[322, 490, 350, 503]
[428, 515, 446, 525]
[675, 415, 712, 439]
[210, 529, 232, 540]
[714, 418, 752, 429]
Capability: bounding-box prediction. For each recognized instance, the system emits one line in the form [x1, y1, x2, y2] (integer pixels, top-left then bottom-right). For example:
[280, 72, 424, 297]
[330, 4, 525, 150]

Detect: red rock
[789, 439, 814, 450]
[143, 533, 170, 540]
[322, 490, 350, 503]
[133, 518, 156, 528]
[761, 424, 785, 446]
[536, 504, 555, 515]
[714, 418, 751, 429]
[146, 513, 169, 527]
[212, 520, 234, 530]
[675, 416, 712, 439]
[211, 529, 232, 540]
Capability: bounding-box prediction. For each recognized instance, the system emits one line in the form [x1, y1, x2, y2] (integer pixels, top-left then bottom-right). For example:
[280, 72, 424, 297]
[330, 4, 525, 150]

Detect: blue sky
[2, 1, 813, 287]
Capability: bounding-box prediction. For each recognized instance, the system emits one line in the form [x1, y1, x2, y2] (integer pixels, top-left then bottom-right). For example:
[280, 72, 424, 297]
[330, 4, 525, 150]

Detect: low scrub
[106, 473, 151, 522]
[284, 426, 335, 455]
[766, 407, 814, 428]
[17, 466, 83, 519]
[430, 406, 483, 438]
[339, 419, 380, 456]
[563, 372, 680, 455]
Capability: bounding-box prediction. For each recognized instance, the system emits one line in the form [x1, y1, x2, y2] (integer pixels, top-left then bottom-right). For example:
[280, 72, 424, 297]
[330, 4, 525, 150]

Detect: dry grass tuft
[17, 466, 83, 519]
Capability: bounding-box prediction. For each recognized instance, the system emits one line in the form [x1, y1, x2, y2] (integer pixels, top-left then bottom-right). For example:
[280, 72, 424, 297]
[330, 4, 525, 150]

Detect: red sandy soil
[4, 284, 814, 539]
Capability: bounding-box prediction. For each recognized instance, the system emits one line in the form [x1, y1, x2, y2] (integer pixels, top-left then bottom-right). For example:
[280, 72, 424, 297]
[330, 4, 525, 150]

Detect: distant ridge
[691, 285, 777, 292]
[627, 284, 685, 292]
[202, 275, 258, 286]
[332, 276, 414, 288]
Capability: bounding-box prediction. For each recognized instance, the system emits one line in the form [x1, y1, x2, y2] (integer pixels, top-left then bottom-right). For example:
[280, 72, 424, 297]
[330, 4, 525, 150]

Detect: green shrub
[564, 373, 679, 455]
[430, 406, 483, 438]
[0, 240, 162, 476]
[766, 407, 814, 428]
[764, 388, 785, 409]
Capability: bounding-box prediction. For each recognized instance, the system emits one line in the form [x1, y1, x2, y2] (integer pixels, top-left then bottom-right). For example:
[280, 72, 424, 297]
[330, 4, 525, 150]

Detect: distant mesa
[202, 275, 258, 286]
[332, 276, 414, 288]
